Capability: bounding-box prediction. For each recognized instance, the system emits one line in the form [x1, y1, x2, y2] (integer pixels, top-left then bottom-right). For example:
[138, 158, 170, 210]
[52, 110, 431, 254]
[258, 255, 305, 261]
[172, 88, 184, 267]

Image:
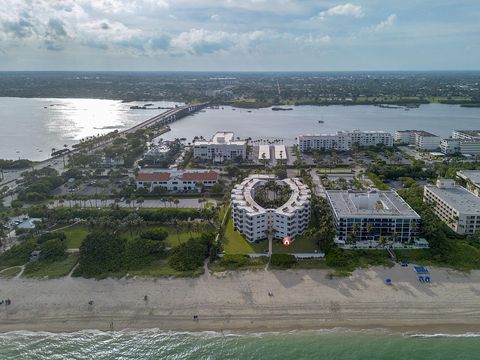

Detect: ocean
[0, 329, 479, 359]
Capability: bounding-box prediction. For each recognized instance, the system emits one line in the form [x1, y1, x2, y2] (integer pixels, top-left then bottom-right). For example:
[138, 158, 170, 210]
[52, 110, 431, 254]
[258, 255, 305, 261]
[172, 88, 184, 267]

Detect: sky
[0, 0, 479, 71]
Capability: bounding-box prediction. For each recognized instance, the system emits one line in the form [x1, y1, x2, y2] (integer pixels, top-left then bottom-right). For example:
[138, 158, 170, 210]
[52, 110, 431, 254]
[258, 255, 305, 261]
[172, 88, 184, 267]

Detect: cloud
[374, 14, 397, 32]
[318, 3, 364, 19]
[149, 35, 171, 50]
[170, 29, 235, 55]
[47, 18, 67, 37]
[44, 39, 64, 51]
[45, 18, 68, 51]
[2, 17, 35, 38]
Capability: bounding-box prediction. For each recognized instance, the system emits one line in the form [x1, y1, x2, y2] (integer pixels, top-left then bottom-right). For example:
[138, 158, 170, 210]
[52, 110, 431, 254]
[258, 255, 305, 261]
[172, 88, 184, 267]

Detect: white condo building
[452, 130, 480, 141]
[326, 189, 421, 248]
[394, 130, 441, 150]
[424, 179, 480, 235]
[440, 130, 480, 156]
[440, 138, 480, 156]
[231, 175, 311, 242]
[193, 132, 246, 163]
[298, 130, 393, 152]
[457, 170, 480, 197]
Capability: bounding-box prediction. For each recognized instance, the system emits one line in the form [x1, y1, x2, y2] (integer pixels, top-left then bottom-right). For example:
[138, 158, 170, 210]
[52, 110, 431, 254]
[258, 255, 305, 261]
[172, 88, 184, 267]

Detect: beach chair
[425, 276, 431, 283]
[385, 278, 392, 285]
[418, 276, 424, 282]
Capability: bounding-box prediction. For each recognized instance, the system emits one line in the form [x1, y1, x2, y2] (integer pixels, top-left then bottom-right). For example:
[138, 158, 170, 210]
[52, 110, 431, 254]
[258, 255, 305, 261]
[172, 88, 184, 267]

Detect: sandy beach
[0, 265, 480, 334]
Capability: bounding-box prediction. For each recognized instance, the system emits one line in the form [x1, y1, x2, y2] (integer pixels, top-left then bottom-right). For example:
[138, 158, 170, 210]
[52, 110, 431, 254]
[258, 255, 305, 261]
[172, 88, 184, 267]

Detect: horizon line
[0, 69, 480, 73]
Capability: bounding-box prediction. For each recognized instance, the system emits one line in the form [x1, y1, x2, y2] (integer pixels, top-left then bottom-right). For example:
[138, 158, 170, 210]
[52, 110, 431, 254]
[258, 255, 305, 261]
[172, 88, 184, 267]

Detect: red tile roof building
[136, 170, 219, 193]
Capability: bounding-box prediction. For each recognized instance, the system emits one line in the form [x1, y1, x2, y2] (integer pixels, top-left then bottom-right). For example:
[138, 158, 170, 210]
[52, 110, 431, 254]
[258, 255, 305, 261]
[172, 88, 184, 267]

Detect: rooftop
[457, 170, 480, 187]
[326, 190, 420, 218]
[194, 131, 246, 146]
[137, 170, 218, 182]
[395, 130, 438, 137]
[232, 175, 311, 216]
[425, 182, 480, 214]
[274, 145, 287, 160]
[454, 130, 480, 138]
[414, 130, 438, 137]
[258, 145, 271, 160]
[299, 130, 391, 137]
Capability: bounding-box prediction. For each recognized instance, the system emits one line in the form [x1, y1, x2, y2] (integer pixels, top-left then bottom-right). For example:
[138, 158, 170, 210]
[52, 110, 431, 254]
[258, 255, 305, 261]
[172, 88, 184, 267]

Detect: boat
[318, 120, 324, 123]
[272, 107, 293, 111]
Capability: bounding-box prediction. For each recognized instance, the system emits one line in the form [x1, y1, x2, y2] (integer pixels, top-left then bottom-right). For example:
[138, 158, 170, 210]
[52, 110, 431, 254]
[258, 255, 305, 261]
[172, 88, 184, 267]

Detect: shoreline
[1, 265, 480, 334]
[1, 316, 480, 336]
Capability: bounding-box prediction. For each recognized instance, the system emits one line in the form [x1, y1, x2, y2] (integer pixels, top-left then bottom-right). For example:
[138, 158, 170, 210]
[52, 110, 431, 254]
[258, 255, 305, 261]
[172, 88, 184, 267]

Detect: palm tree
[172, 219, 181, 243]
[378, 236, 388, 248]
[366, 223, 374, 238]
[137, 197, 144, 208]
[350, 223, 360, 244]
[123, 213, 144, 237]
[186, 220, 194, 237]
[173, 199, 180, 208]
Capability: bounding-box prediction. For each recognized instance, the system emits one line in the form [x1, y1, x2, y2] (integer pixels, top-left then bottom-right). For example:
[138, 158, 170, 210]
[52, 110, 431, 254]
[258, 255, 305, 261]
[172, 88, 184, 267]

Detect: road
[48, 198, 217, 209]
[309, 169, 326, 198]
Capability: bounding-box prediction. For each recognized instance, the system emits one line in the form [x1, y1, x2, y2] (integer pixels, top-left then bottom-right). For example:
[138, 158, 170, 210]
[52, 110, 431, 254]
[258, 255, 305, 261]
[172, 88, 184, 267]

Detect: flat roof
[454, 130, 480, 138]
[425, 184, 480, 214]
[326, 190, 420, 219]
[415, 131, 438, 137]
[299, 130, 391, 137]
[395, 130, 438, 137]
[457, 170, 480, 187]
[274, 145, 287, 160]
[258, 145, 271, 160]
[194, 131, 246, 146]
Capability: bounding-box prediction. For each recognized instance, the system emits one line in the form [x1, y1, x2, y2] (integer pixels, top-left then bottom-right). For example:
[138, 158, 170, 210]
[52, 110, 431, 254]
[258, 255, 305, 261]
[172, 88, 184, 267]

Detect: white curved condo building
[231, 175, 311, 242]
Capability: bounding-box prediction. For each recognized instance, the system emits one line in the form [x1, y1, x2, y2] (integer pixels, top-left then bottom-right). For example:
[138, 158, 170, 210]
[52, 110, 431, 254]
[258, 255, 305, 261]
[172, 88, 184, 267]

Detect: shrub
[40, 239, 67, 262]
[325, 248, 352, 268]
[219, 254, 249, 269]
[139, 228, 168, 241]
[270, 254, 297, 268]
[0, 240, 36, 268]
[38, 232, 66, 244]
[168, 234, 213, 271]
[76, 231, 126, 277]
[125, 237, 165, 268]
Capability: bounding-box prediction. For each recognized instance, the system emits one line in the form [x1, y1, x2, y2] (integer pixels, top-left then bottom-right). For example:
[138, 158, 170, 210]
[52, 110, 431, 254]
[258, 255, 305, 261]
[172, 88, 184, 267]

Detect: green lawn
[60, 224, 90, 249]
[0, 266, 22, 278]
[222, 218, 266, 254]
[271, 233, 321, 254]
[127, 259, 204, 277]
[23, 253, 79, 278]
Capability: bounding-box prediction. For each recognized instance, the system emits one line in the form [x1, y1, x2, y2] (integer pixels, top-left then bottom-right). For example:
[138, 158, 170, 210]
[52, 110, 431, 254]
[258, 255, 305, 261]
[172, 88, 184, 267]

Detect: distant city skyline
[0, 0, 479, 71]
